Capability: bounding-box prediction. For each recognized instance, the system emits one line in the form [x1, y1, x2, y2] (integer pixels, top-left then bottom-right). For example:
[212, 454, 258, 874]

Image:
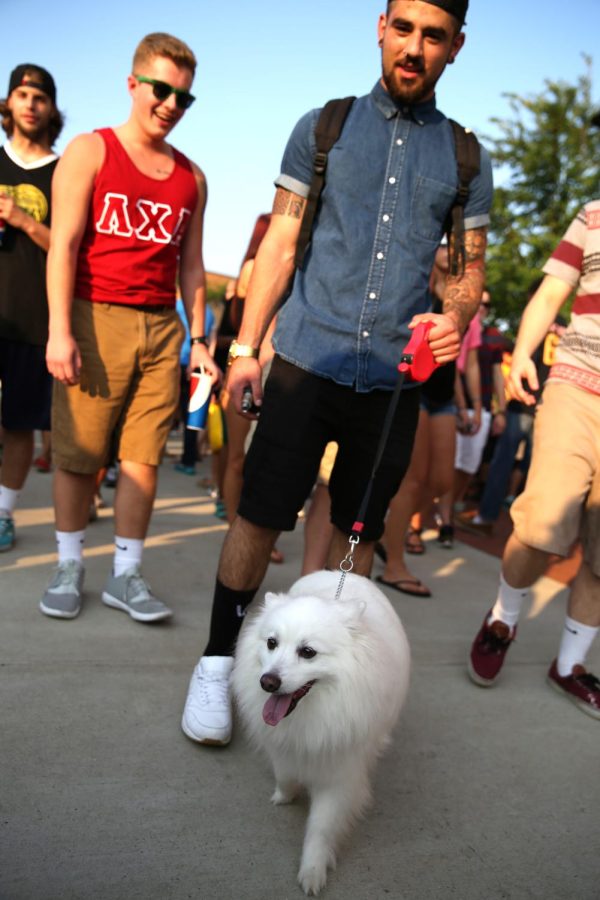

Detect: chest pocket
[411, 175, 457, 243]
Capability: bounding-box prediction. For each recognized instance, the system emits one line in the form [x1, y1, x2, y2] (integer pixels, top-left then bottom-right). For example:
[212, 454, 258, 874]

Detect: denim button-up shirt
[273, 81, 493, 391]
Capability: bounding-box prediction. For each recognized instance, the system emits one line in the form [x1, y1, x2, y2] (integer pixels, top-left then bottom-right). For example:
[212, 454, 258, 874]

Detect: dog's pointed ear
[263, 591, 284, 610]
[337, 597, 367, 630]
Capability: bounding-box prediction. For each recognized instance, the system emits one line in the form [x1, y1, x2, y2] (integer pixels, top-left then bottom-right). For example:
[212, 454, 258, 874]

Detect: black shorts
[0, 337, 52, 431]
[239, 356, 420, 541]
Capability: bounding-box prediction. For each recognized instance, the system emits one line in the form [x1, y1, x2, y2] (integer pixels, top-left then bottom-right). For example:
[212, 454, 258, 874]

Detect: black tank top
[0, 144, 58, 345]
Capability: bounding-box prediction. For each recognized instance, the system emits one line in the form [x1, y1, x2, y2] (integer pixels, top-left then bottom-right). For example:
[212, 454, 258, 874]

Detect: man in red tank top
[42, 33, 219, 623]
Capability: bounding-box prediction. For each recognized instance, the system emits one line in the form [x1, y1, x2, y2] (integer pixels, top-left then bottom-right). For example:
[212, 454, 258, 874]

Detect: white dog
[232, 570, 410, 896]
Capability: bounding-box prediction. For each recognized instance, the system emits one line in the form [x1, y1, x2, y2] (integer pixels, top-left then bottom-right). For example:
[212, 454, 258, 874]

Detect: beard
[381, 57, 441, 106]
[13, 114, 51, 144]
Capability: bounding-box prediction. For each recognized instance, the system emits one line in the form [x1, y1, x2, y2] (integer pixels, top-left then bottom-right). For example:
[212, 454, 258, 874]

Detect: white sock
[0, 485, 20, 516]
[557, 617, 599, 677]
[113, 536, 144, 577]
[489, 573, 529, 628]
[56, 530, 86, 564]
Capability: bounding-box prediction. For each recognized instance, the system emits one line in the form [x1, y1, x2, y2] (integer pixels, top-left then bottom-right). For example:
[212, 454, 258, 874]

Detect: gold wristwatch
[227, 340, 259, 367]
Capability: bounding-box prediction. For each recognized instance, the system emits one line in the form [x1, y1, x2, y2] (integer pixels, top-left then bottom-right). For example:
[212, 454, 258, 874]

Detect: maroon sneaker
[468, 611, 516, 686]
[547, 660, 600, 720]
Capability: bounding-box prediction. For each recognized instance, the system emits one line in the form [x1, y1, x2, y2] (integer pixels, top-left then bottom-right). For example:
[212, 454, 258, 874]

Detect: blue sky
[3, 0, 599, 275]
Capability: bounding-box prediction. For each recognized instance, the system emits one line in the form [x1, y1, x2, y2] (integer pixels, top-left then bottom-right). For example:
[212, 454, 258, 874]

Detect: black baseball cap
[424, 0, 469, 26]
[8, 64, 56, 104]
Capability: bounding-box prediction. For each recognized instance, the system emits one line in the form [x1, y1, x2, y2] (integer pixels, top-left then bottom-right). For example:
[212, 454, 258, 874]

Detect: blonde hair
[133, 33, 196, 76]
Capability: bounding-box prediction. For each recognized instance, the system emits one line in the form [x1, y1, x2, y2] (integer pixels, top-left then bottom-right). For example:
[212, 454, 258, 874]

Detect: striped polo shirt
[543, 199, 600, 394]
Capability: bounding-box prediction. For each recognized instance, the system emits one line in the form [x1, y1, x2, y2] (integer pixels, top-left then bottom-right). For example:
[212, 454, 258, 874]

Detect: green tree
[484, 58, 600, 333]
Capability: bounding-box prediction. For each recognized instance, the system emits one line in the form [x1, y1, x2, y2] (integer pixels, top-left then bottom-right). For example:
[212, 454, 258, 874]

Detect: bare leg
[217, 515, 280, 590]
[113, 460, 157, 539]
[380, 411, 429, 584]
[302, 484, 334, 575]
[568, 560, 600, 627]
[221, 389, 251, 522]
[502, 531, 551, 589]
[327, 526, 374, 577]
[1, 430, 34, 490]
[54, 468, 96, 532]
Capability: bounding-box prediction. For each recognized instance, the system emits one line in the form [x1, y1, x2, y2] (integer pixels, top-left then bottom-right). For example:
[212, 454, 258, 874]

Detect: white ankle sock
[0, 485, 20, 516]
[557, 617, 599, 677]
[489, 573, 529, 628]
[56, 530, 86, 564]
[113, 536, 144, 577]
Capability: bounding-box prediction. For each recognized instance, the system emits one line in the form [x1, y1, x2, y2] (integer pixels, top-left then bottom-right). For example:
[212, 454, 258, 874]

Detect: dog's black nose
[260, 673, 281, 693]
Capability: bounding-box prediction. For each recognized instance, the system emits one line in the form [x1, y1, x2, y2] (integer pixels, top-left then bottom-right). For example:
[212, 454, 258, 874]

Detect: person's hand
[491, 411, 507, 436]
[226, 357, 263, 418]
[508, 353, 538, 406]
[470, 407, 482, 435]
[46, 332, 82, 385]
[409, 312, 461, 365]
[456, 407, 471, 434]
[189, 343, 222, 387]
[0, 193, 27, 230]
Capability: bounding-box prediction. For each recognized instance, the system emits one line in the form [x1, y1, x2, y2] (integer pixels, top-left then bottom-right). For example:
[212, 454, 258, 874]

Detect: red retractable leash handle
[397, 320, 438, 382]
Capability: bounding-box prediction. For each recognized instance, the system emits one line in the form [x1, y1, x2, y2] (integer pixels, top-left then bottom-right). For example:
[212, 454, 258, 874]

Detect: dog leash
[335, 321, 438, 601]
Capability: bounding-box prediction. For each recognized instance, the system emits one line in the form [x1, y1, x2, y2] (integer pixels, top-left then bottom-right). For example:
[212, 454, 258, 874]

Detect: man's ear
[377, 12, 387, 48]
[448, 31, 466, 65]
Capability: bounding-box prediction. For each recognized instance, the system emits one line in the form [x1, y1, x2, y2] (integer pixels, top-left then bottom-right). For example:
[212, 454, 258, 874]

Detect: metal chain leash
[334, 534, 360, 601]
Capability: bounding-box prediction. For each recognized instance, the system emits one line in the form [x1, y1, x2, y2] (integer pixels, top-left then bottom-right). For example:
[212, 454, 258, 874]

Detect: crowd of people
[0, 0, 598, 760]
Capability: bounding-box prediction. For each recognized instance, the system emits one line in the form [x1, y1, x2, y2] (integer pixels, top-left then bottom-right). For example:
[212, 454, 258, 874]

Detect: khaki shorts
[511, 381, 600, 576]
[52, 300, 184, 473]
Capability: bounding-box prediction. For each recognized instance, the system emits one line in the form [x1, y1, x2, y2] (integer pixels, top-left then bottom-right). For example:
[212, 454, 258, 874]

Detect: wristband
[190, 336, 208, 347]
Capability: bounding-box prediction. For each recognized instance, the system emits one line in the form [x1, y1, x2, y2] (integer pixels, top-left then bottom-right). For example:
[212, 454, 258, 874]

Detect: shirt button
[396, 138, 403, 146]
[388, 177, 396, 184]
[369, 292, 377, 300]
[362, 331, 370, 338]
[377, 252, 384, 260]
[382, 214, 390, 222]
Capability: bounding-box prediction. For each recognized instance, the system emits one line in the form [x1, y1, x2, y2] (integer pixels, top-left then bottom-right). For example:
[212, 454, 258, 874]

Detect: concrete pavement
[1, 449, 598, 900]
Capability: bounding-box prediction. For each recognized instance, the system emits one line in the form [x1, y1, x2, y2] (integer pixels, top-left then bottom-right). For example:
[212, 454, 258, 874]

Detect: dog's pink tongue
[263, 693, 294, 726]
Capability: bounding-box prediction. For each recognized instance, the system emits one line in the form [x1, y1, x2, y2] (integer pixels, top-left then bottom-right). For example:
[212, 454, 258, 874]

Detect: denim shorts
[420, 394, 456, 417]
[239, 356, 420, 540]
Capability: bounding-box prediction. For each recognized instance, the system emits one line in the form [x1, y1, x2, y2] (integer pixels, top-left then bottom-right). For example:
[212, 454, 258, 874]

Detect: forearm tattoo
[272, 187, 306, 219]
[444, 227, 487, 335]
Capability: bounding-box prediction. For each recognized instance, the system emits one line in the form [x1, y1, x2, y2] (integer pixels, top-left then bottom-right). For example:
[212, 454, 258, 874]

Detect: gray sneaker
[102, 566, 173, 623]
[40, 560, 85, 619]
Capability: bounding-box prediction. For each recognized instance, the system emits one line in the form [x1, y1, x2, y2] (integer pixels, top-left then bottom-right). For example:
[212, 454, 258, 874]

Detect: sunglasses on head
[135, 75, 195, 110]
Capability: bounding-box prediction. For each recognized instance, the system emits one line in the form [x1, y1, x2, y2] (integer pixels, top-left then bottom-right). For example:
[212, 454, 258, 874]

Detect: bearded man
[182, 0, 494, 746]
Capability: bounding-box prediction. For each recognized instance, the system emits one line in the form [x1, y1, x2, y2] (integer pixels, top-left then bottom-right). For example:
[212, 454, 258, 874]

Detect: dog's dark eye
[267, 637, 278, 651]
[299, 646, 316, 660]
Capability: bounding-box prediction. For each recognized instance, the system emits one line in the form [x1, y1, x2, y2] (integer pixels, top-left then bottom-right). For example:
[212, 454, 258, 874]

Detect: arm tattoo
[272, 187, 306, 219]
[443, 227, 487, 335]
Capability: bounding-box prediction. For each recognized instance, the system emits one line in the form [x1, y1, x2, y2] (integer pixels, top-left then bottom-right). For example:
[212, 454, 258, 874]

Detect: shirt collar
[370, 80, 438, 126]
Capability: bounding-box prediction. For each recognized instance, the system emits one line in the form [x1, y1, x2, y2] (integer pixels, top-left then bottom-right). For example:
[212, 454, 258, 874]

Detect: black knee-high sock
[203, 579, 258, 656]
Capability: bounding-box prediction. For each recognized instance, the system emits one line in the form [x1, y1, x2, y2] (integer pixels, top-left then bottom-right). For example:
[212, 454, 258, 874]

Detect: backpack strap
[295, 96, 356, 268]
[447, 119, 481, 276]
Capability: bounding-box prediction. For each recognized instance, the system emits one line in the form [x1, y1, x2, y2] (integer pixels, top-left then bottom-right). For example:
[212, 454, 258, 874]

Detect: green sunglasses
[135, 75, 195, 110]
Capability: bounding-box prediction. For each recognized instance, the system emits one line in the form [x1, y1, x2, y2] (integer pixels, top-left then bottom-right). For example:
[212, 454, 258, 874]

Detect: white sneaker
[181, 656, 234, 745]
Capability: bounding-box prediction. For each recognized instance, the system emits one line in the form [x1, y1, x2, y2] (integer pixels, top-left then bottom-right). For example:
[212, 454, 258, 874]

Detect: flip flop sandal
[376, 575, 431, 597]
[405, 527, 425, 555]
